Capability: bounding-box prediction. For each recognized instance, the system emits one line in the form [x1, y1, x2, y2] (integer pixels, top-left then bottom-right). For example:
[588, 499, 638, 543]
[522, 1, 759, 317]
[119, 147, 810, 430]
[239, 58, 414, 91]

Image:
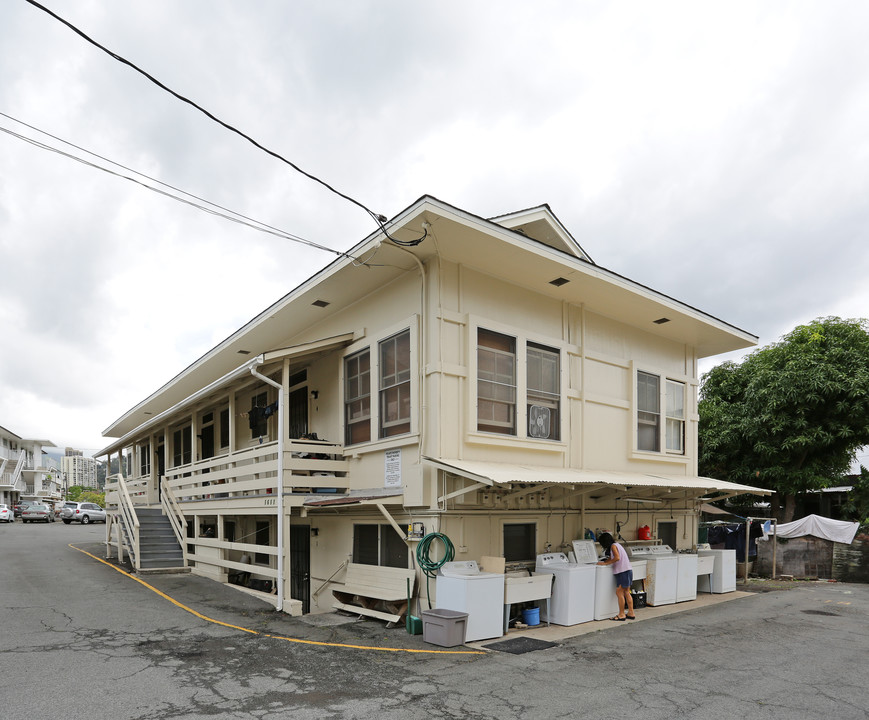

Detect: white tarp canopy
[772, 514, 860, 544]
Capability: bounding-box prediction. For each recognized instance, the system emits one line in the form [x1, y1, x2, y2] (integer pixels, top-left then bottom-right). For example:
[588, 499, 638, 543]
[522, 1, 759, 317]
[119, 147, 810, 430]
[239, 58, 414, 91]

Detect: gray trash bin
[421, 608, 469, 647]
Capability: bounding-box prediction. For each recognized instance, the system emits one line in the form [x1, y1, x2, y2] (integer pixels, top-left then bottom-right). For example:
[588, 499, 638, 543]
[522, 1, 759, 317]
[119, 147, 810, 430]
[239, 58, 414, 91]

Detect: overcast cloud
[1, 1, 868, 465]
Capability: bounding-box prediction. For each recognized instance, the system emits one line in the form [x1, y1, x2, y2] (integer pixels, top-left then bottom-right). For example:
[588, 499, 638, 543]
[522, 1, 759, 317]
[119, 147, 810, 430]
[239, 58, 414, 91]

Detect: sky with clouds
[1, 1, 868, 465]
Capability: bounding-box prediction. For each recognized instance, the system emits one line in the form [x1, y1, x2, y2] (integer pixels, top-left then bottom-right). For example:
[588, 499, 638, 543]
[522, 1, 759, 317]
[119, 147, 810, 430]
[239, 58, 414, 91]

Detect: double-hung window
[527, 343, 560, 440]
[636, 371, 685, 455]
[379, 330, 411, 438]
[172, 425, 192, 467]
[637, 371, 661, 452]
[344, 349, 371, 445]
[477, 329, 517, 435]
[665, 380, 685, 453]
[139, 443, 150, 477]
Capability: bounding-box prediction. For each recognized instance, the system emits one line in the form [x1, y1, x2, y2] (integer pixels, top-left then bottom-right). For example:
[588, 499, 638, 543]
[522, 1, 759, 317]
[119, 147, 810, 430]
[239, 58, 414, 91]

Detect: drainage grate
[483, 637, 557, 654]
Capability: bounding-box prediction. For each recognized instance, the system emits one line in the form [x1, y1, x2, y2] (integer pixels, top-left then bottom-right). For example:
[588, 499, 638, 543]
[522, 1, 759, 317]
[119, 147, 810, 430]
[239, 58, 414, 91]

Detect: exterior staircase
[135, 508, 185, 571]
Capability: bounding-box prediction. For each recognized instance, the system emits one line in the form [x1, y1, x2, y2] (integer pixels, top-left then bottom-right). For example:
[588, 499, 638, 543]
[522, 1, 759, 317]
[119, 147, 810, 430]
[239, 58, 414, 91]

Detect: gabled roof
[488, 204, 594, 263]
[103, 195, 757, 439]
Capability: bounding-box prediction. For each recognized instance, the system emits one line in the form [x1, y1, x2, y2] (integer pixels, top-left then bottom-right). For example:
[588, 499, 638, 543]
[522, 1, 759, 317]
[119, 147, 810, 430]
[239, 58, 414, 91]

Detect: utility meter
[407, 522, 425, 539]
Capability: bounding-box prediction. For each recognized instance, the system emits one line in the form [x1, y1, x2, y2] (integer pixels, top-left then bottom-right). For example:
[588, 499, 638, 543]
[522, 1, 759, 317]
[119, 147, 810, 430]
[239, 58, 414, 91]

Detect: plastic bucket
[522, 607, 540, 626]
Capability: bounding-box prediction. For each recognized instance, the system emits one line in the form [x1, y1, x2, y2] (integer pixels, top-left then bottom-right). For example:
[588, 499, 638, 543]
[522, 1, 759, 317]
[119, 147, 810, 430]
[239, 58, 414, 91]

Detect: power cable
[0, 113, 377, 261]
[23, 0, 427, 247]
[0, 111, 341, 256]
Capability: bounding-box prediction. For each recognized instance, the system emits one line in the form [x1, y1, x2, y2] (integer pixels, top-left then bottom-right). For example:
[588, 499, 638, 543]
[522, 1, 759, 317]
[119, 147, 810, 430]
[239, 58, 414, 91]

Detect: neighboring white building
[1, 425, 58, 506]
[62, 450, 98, 489]
[98, 196, 770, 615]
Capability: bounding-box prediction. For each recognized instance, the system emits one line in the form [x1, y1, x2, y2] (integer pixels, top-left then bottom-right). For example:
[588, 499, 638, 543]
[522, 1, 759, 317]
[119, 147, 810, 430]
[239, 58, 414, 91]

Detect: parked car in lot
[60, 501, 106, 524]
[0, 503, 14, 522]
[13, 500, 36, 518]
[21, 503, 54, 523]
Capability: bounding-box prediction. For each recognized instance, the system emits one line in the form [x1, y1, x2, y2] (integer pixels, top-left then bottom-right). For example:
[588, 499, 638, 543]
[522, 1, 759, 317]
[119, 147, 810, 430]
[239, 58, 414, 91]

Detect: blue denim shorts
[614, 569, 633, 588]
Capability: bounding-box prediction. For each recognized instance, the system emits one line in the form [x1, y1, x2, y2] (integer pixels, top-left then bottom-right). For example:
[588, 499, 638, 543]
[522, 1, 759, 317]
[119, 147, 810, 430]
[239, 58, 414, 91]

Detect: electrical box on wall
[407, 522, 425, 540]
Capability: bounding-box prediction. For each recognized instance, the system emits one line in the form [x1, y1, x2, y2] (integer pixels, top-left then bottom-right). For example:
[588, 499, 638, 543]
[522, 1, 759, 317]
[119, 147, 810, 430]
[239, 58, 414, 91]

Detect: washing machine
[436, 561, 505, 641]
[535, 552, 596, 626]
[697, 549, 736, 593]
[569, 540, 620, 620]
[628, 545, 678, 606]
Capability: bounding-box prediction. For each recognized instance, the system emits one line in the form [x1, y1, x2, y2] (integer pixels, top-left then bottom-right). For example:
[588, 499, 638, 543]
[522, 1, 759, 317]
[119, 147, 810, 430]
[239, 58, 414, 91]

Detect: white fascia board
[97, 357, 263, 457]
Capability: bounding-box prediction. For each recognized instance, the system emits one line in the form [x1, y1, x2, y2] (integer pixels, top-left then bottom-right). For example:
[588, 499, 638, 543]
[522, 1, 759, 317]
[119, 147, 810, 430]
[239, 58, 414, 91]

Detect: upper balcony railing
[105, 438, 347, 511]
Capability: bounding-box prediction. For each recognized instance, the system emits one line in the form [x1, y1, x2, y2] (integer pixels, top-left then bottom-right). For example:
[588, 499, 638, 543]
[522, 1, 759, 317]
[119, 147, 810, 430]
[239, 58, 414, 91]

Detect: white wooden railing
[117, 474, 141, 571]
[160, 476, 187, 551]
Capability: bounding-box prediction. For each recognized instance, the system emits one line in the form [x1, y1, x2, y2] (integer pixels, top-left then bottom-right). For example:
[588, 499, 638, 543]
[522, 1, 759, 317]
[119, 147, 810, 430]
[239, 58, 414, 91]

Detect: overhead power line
[0, 112, 365, 260]
[24, 0, 427, 246]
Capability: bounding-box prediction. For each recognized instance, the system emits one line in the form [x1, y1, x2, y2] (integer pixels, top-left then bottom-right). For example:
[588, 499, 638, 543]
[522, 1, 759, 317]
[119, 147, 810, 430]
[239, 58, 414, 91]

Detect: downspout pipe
[389, 242, 426, 457]
[250, 358, 285, 613]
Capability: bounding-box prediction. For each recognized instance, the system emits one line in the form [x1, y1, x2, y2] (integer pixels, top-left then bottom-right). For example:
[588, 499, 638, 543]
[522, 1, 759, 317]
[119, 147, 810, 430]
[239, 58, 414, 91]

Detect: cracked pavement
[2, 521, 867, 719]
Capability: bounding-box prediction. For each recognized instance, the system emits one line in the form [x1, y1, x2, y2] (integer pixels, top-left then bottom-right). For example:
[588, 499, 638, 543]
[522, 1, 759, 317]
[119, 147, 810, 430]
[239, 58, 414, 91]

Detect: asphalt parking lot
[2, 519, 868, 719]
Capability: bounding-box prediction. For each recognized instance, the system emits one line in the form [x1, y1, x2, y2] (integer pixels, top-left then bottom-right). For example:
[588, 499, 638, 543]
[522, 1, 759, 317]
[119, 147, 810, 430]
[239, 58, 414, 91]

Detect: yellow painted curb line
[70, 544, 484, 655]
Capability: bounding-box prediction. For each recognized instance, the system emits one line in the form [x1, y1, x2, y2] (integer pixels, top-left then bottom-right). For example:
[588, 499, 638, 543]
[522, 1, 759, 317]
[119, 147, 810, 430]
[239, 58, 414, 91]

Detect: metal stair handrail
[115, 473, 141, 572]
[160, 476, 187, 553]
[311, 558, 349, 602]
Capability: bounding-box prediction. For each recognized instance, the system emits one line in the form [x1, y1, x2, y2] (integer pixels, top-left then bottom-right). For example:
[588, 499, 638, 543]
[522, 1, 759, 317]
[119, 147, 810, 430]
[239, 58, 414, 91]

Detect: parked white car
[0, 503, 13, 522]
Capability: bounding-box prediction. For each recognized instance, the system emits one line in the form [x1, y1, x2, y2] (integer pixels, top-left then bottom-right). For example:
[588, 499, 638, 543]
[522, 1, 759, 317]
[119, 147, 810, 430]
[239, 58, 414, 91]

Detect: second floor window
[637, 371, 661, 452]
[637, 371, 686, 455]
[379, 330, 411, 438]
[478, 328, 516, 435]
[666, 379, 685, 453]
[139, 443, 150, 476]
[527, 343, 560, 440]
[345, 349, 371, 445]
[172, 426, 192, 466]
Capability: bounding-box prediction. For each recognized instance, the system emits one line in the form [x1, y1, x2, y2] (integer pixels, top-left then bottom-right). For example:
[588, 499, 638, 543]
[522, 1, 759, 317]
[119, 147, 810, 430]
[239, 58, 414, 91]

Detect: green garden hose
[415, 532, 455, 609]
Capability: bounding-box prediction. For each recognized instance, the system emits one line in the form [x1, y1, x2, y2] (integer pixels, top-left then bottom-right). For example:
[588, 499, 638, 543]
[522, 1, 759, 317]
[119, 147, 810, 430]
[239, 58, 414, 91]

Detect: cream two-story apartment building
[98, 196, 768, 615]
[1, 425, 60, 508]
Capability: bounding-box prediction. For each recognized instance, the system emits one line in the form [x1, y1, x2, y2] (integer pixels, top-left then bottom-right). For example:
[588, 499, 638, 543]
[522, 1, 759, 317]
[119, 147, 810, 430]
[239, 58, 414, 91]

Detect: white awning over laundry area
[423, 457, 771, 503]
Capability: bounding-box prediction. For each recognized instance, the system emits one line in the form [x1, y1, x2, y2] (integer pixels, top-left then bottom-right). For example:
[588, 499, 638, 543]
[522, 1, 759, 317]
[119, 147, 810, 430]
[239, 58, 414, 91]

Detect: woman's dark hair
[597, 532, 615, 550]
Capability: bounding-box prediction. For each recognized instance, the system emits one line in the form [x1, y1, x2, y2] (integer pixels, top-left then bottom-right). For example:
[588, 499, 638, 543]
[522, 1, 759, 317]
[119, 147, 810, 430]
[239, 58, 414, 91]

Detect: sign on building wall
[384, 449, 401, 488]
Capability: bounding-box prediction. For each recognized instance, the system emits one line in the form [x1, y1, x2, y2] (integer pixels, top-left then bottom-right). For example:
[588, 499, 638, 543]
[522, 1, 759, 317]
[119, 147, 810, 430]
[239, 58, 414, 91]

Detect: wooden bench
[332, 563, 416, 626]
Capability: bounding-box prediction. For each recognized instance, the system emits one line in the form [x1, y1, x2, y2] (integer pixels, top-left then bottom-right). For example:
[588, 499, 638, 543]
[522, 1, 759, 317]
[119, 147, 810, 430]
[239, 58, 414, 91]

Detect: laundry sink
[504, 572, 553, 604]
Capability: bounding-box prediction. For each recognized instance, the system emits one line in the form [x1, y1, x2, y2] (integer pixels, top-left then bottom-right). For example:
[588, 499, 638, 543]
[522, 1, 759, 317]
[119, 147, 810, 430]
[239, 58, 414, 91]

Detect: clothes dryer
[534, 553, 596, 626]
[436, 561, 505, 641]
[570, 540, 619, 620]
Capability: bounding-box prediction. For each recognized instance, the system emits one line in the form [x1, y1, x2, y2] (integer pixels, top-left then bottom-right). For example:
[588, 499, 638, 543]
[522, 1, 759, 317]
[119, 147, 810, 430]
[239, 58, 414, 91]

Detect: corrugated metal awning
[302, 487, 404, 507]
[423, 457, 771, 498]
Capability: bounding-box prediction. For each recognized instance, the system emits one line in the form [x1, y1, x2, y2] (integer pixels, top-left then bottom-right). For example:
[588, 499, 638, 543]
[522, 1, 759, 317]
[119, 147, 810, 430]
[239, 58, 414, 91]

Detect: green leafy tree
[80, 490, 106, 506]
[842, 467, 869, 524]
[66, 485, 105, 505]
[700, 317, 869, 522]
